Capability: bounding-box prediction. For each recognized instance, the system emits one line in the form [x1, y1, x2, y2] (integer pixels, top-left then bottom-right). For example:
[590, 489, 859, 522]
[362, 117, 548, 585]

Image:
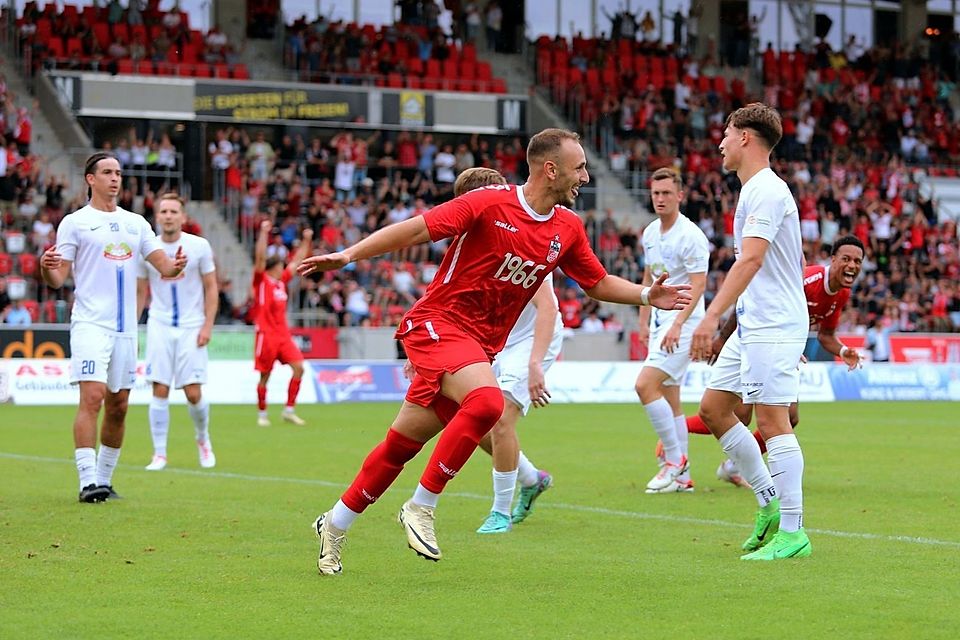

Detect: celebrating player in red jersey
[252, 220, 313, 427]
[298, 128, 692, 575]
[677, 235, 865, 485]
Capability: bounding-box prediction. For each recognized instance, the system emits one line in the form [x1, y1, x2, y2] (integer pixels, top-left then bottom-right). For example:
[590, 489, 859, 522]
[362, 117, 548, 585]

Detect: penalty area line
[3, 451, 958, 550]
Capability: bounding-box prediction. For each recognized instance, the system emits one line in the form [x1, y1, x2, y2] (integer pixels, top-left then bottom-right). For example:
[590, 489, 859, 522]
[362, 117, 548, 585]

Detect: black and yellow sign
[194, 83, 368, 123]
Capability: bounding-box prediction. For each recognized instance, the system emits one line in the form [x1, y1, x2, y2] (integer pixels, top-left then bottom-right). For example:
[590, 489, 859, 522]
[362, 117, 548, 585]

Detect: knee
[460, 386, 504, 427]
[290, 362, 304, 377]
[105, 398, 129, 422]
[184, 387, 202, 405]
[80, 387, 106, 412]
[789, 409, 800, 430]
[698, 403, 722, 428]
[490, 418, 512, 442]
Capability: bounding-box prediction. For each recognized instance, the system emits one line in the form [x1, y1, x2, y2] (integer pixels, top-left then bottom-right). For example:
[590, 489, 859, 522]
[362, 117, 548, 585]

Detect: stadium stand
[0, 3, 957, 339]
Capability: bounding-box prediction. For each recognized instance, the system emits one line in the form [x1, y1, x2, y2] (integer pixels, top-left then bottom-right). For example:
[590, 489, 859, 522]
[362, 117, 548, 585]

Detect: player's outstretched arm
[146, 246, 187, 278]
[585, 272, 692, 310]
[691, 237, 767, 361]
[40, 247, 72, 289]
[298, 216, 431, 276]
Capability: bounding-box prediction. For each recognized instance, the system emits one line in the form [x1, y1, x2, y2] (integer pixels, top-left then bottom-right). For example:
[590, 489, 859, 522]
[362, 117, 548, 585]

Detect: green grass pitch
[1, 401, 958, 638]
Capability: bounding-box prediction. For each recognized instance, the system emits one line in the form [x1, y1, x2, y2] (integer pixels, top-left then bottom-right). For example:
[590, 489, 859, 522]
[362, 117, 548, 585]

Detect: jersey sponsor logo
[803, 271, 824, 286]
[546, 235, 561, 263]
[494, 220, 518, 233]
[125, 223, 138, 234]
[103, 242, 133, 261]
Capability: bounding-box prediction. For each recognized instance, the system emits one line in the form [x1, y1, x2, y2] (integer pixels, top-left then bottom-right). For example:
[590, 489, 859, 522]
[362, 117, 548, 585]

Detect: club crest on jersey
[546, 235, 561, 263]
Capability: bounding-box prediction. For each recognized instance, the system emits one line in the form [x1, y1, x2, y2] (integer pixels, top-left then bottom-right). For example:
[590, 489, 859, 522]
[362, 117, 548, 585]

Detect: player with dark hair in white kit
[40, 153, 187, 502]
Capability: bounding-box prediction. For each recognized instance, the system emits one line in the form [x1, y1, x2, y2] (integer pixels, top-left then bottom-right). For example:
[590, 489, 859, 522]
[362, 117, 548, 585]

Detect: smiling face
[831, 244, 864, 289]
[551, 138, 590, 207]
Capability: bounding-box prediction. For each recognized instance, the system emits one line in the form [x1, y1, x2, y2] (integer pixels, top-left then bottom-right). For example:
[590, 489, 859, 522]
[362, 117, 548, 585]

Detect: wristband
[640, 287, 650, 306]
[839, 345, 850, 358]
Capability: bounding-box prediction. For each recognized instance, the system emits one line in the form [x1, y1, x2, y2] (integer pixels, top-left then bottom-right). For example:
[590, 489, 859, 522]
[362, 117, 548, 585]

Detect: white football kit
[57, 205, 163, 391]
[139, 233, 216, 388]
[492, 272, 563, 415]
[709, 168, 809, 405]
[640, 213, 710, 385]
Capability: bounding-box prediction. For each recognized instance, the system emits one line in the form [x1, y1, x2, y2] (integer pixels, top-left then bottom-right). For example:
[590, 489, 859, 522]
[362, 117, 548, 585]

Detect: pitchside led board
[48, 71, 527, 134]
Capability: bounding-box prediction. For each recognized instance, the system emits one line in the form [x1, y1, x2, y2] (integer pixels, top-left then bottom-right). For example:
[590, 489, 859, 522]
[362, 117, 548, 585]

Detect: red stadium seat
[425, 59, 441, 78]
[21, 299, 40, 323]
[214, 64, 231, 79]
[66, 37, 83, 57]
[387, 72, 403, 88]
[232, 64, 250, 80]
[406, 57, 423, 76]
[476, 61, 492, 81]
[193, 64, 212, 78]
[112, 22, 129, 43]
[18, 252, 38, 277]
[46, 38, 64, 59]
[0, 253, 11, 276]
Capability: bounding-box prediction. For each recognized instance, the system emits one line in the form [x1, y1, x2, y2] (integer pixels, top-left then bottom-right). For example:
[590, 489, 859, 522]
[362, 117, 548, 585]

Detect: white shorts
[707, 332, 804, 406]
[145, 319, 208, 388]
[492, 330, 564, 416]
[641, 314, 696, 386]
[69, 323, 138, 392]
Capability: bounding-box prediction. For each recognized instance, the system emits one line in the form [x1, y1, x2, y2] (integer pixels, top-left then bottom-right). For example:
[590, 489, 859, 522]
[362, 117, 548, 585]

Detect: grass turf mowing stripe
[5, 450, 959, 550]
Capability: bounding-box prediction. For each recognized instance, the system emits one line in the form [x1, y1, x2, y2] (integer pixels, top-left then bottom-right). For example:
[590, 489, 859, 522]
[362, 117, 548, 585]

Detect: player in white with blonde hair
[137, 193, 218, 471]
[635, 167, 709, 494]
[691, 103, 811, 560]
[40, 153, 186, 503]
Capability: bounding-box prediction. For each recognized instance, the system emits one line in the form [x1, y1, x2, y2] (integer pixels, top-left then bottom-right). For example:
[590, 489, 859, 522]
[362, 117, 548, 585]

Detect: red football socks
[256, 384, 267, 411]
[341, 428, 425, 513]
[419, 386, 503, 493]
[686, 414, 712, 435]
[287, 377, 302, 408]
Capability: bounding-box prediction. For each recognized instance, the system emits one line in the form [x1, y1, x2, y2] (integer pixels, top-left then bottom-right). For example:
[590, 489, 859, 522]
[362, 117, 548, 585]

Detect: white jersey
[503, 272, 562, 349]
[733, 167, 808, 343]
[642, 213, 709, 327]
[139, 232, 216, 329]
[57, 204, 163, 335]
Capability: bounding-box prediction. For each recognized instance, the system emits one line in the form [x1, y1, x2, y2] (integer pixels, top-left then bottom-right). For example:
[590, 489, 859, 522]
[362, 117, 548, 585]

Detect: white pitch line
[4, 451, 959, 549]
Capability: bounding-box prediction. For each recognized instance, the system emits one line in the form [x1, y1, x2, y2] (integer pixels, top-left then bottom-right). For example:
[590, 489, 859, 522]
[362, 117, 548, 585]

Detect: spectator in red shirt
[559, 288, 583, 328]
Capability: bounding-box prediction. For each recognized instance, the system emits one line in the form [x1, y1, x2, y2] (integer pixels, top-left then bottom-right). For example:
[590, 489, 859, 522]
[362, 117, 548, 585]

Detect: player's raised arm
[254, 219, 271, 272]
[817, 326, 863, 370]
[298, 216, 431, 276]
[286, 228, 315, 275]
[585, 272, 692, 311]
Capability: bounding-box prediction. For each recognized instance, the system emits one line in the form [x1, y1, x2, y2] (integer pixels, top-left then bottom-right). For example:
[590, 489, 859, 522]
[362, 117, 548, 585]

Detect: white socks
[491, 469, 518, 515]
[674, 414, 690, 481]
[516, 451, 539, 487]
[412, 483, 440, 509]
[766, 433, 804, 532]
[75, 447, 96, 489]
[644, 398, 682, 464]
[96, 445, 121, 487]
[189, 397, 211, 444]
[718, 423, 776, 507]
[149, 397, 170, 457]
[329, 499, 360, 531]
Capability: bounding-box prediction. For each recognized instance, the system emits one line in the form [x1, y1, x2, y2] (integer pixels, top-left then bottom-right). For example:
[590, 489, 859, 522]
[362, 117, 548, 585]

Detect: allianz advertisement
[3, 359, 958, 405]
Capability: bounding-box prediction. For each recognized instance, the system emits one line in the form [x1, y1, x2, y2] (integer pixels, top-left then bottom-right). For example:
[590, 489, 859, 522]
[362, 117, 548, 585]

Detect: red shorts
[396, 317, 492, 408]
[254, 331, 303, 372]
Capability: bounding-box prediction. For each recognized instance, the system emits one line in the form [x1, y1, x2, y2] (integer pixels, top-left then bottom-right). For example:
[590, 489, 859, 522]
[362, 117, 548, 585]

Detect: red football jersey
[404, 184, 607, 357]
[803, 264, 851, 331]
[252, 269, 293, 336]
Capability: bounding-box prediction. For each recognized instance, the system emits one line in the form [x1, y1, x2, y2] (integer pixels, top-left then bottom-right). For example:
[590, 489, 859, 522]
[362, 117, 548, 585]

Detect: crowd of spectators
[283, 12, 505, 93]
[12, 1, 248, 79]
